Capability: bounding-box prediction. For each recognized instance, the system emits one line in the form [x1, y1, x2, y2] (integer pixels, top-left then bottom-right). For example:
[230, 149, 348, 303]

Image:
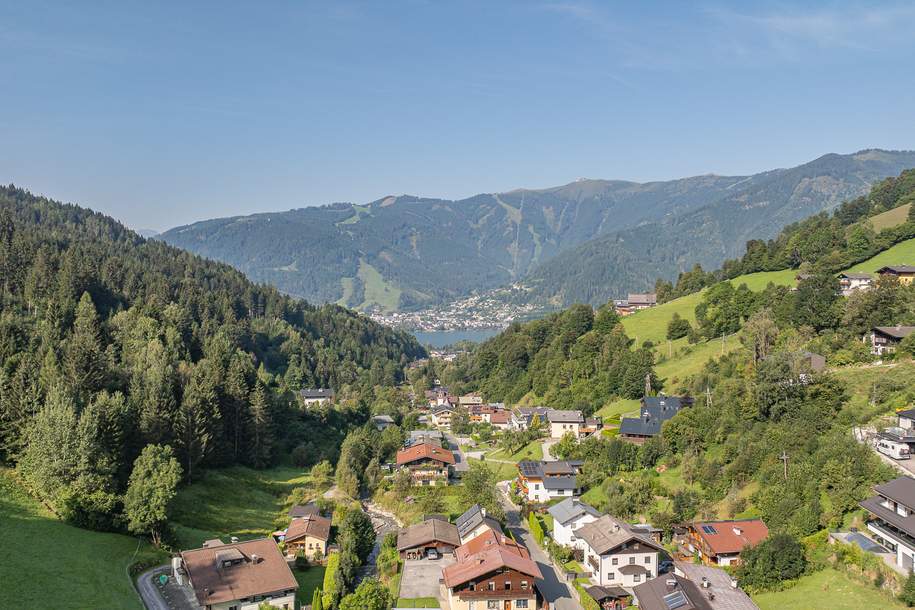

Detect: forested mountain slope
[160, 150, 915, 311]
[0, 184, 423, 532]
[522, 150, 915, 306]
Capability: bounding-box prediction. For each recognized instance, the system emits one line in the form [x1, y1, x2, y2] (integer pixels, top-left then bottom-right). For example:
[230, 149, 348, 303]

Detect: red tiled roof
[490, 411, 509, 424]
[444, 530, 542, 588]
[396, 442, 455, 466]
[691, 519, 768, 555]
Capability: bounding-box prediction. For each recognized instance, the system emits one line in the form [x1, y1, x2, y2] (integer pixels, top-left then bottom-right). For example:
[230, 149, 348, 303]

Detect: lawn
[293, 565, 326, 607]
[357, 258, 402, 312]
[0, 468, 154, 610]
[486, 439, 543, 462]
[595, 398, 640, 420]
[655, 334, 744, 385]
[467, 457, 518, 482]
[395, 597, 441, 608]
[170, 465, 311, 549]
[753, 568, 906, 610]
[847, 237, 915, 273]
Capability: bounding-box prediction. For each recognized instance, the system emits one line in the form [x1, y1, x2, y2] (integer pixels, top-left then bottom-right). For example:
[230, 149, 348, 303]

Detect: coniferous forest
[0, 185, 424, 533]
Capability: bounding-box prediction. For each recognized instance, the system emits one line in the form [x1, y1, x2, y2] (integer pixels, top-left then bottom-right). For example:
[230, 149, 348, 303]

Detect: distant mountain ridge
[159, 149, 915, 311]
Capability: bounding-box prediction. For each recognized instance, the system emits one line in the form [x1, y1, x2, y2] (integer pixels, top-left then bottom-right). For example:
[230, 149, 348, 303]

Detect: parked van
[876, 437, 911, 460]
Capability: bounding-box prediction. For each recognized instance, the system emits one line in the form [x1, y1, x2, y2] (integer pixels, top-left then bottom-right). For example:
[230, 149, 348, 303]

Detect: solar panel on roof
[663, 590, 689, 609]
[701, 525, 717, 534]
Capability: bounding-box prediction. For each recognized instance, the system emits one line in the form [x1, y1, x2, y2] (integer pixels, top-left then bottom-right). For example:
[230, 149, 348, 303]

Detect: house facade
[397, 518, 461, 559]
[547, 410, 584, 439]
[838, 272, 873, 296]
[284, 514, 331, 559]
[442, 529, 542, 610]
[868, 326, 915, 355]
[517, 460, 583, 503]
[861, 476, 915, 570]
[675, 519, 768, 566]
[177, 538, 298, 610]
[300, 388, 334, 407]
[877, 265, 915, 285]
[577, 515, 664, 588]
[455, 504, 503, 544]
[431, 404, 455, 428]
[511, 406, 551, 431]
[548, 498, 602, 548]
[396, 442, 455, 486]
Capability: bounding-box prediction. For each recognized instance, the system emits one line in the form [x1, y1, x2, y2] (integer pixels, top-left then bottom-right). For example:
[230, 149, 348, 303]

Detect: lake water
[412, 328, 503, 348]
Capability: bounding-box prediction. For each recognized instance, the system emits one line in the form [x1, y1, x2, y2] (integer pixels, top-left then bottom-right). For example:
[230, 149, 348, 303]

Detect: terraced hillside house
[283, 514, 331, 559]
[868, 325, 915, 356]
[675, 519, 769, 567]
[577, 514, 665, 588]
[516, 460, 583, 503]
[299, 388, 334, 407]
[614, 292, 657, 316]
[510, 406, 551, 431]
[442, 529, 543, 610]
[861, 476, 915, 570]
[878, 265, 915, 285]
[633, 562, 759, 610]
[547, 409, 584, 439]
[177, 538, 298, 610]
[397, 517, 462, 560]
[838, 272, 873, 296]
[490, 410, 511, 430]
[455, 504, 504, 544]
[619, 395, 693, 444]
[396, 441, 455, 486]
[459, 392, 484, 407]
[548, 497, 602, 549]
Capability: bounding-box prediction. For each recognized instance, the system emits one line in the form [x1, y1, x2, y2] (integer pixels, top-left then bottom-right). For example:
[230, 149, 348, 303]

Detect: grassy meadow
[753, 568, 906, 610]
[0, 469, 155, 610]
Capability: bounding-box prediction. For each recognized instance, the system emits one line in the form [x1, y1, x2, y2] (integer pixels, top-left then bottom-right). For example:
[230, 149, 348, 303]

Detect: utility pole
[780, 451, 789, 482]
[645, 372, 652, 397]
[705, 385, 712, 408]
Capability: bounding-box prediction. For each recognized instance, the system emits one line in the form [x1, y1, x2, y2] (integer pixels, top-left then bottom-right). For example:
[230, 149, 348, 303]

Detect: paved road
[399, 557, 455, 600]
[137, 565, 171, 610]
[445, 432, 470, 473]
[497, 483, 580, 610]
[542, 439, 558, 461]
[855, 426, 915, 476]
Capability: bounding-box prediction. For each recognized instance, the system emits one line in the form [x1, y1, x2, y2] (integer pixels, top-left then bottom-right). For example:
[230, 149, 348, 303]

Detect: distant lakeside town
[367, 290, 659, 332]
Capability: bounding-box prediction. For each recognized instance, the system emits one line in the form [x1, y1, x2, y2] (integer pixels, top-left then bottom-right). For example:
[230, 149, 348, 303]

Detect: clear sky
[2, 1, 914, 231]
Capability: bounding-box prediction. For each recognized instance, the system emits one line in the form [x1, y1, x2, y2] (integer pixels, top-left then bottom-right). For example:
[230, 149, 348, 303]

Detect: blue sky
[2, 1, 914, 231]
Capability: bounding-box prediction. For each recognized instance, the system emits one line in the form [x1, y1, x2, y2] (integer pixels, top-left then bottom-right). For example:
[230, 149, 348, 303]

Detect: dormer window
[488, 581, 495, 591]
[521, 580, 528, 590]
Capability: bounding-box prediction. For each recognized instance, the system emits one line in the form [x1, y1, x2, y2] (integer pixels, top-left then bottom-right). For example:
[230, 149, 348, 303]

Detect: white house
[430, 404, 455, 428]
[861, 476, 915, 570]
[517, 460, 583, 503]
[548, 498, 602, 549]
[577, 514, 664, 588]
[300, 388, 334, 407]
[547, 409, 584, 439]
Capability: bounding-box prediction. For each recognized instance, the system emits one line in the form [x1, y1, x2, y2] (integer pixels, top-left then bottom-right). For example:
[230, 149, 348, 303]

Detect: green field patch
[866, 203, 913, 232]
[395, 597, 441, 608]
[485, 439, 543, 462]
[753, 568, 906, 610]
[0, 469, 153, 609]
[357, 258, 402, 312]
[847, 237, 915, 273]
[293, 565, 326, 607]
[170, 466, 310, 549]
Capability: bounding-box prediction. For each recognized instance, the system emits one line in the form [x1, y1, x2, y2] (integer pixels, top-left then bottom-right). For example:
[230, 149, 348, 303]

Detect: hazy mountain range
[160, 149, 915, 312]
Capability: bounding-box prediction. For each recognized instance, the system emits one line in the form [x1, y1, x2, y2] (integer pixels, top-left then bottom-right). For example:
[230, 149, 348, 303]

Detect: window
[487, 601, 500, 610]
[607, 572, 615, 581]
[488, 581, 496, 591]
[521, 580, 528, 590]
[644, 556, 651, 563]
[633, 574, 641, 583]
[517, 601, 529, 609]
[611, 558, 618, 565]
[629, 557, 635, 564]
[505, 581, 511, 590]
[646, 571, 652, 578]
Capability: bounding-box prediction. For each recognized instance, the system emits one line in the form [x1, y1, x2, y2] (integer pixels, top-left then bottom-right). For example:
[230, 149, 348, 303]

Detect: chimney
[701, 576, 710, 588]
[730, 578, 738, 589]
[733, 527, 743, 536]
[252, 554, 260, 563]
[666, 579, 677, 589]
[480, 506, 486, 517]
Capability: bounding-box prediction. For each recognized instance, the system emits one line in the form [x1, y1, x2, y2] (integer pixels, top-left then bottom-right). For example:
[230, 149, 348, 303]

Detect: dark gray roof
[861, 496, 915, 539]
[634, 575, 711, 610]
[518, 460, 544, 478]
[548, 409, 585, 423]
[288, 502, 321, 518]
[874, 476, 915, 509]
[621, 396, 691, 437]
[542, 475, 579, 491]
[541, 460, 581, 476]
[839, 272, 873, 279]
[397, 519, 461, 551]
[300, 388, 334, 399]
[455, 504, 485, 537]
[585, 585, 631, 602]
[898, 408, 915, 420]
[878, 265, 915, 274]
[548, 498, 602, 525]
[874, 326, 915, 340]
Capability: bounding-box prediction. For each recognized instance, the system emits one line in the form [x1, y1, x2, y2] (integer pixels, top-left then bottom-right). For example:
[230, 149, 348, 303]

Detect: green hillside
[847, 237, 915, 273]
[0, 469, 153, 609]
[866, 202, 912, 232]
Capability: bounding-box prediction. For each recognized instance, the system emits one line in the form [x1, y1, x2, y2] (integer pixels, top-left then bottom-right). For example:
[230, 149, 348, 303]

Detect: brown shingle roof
[576, 514, 663, 556]
[180, 538, 297, 605]
[285, 514, 331, 543]
[690, 519, 768, 555]
[397, 519, 461, 551]
[396, 442, 455, 466]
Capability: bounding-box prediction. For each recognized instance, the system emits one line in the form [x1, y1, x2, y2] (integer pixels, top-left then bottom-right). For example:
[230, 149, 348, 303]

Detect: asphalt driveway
[399, 557, 455, 600]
